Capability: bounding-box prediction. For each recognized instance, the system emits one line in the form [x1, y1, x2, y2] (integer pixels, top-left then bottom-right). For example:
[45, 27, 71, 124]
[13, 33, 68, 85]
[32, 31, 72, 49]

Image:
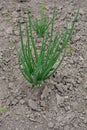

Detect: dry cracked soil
[0, 0, 87, 130]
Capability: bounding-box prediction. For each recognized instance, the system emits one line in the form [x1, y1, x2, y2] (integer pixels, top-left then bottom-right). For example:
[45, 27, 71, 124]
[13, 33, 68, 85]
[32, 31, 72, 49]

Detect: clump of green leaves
[16, 5, 79, 87]
[33, 5, 51, 37]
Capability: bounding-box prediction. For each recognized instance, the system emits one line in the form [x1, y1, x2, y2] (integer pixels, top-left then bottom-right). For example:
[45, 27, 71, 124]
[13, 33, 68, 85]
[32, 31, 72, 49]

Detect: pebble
[12, 99, 18, 105]
[1, 76, 6, 80]
[40, 100, 46, 107]
[8, 82, 14, 89]
[75, 35, 81, 41]
[41, 86, 51, 100]
[15, 117, 19, 121]
[28, 99, 38, 111]
[26, 114, 30, 118]
[19, 99, 25, 105]
[48, 122, 54, 128]
[51, 85, 55, 90]
[16, 96, 22, 100]
[80, 116, 84, 120]
[35, 125, 38, 129]
[56, 94, 64, 105]
[64, 96, 68, 100]
[65, 105, 71, 112]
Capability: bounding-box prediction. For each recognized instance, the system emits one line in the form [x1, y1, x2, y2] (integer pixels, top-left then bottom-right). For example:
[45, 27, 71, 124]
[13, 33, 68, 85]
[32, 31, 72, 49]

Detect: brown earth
[0, 0, 87, 130]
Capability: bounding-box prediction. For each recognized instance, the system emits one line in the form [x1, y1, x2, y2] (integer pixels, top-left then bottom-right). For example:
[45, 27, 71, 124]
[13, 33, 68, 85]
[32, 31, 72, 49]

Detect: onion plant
[16, 6, 79, 87]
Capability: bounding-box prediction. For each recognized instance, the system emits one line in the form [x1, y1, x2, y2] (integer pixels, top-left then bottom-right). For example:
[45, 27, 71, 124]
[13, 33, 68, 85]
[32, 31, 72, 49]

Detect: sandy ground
[0, 0, 87, 130]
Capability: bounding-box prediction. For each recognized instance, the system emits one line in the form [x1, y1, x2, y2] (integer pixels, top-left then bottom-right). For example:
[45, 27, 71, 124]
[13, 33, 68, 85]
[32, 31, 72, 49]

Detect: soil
[0, 0, 87, 130]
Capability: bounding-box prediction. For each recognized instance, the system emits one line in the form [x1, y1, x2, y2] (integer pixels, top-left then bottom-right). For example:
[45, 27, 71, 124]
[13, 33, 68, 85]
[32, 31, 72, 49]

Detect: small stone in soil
[15, 117, 19, 121]
[19, 99, 25, 105]
[1, 76, 6, 80]
[48, 122, 54, 128]
[35, 125, 38, 128]
[56, 94, 64, 105]
[64, 105, 71, 112]
[41, 86, 51, 100]
[28, 99, 38, 111]
[40, 100, 46, 107]
[8, 82, 14, 89]
[12, 99, 18, 105]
